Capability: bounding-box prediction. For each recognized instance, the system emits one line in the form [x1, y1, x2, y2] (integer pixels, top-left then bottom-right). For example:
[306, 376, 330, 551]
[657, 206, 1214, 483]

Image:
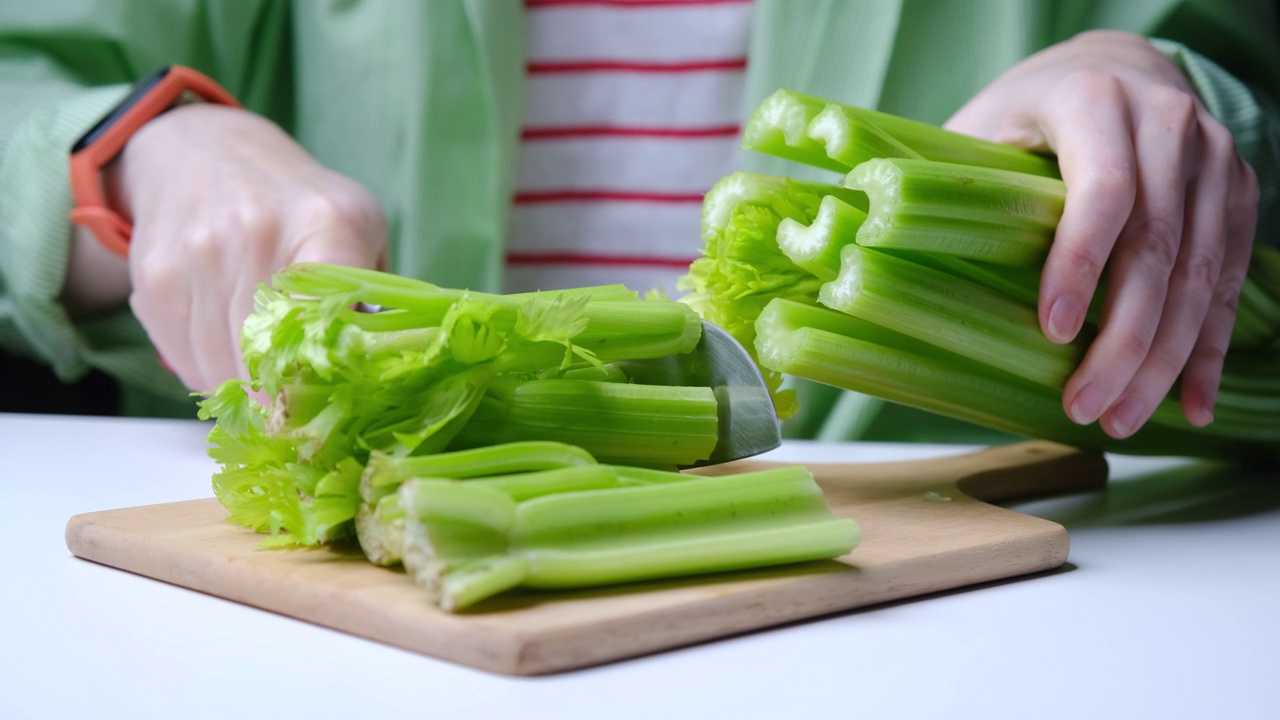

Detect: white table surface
[1, 411, 1277, 720]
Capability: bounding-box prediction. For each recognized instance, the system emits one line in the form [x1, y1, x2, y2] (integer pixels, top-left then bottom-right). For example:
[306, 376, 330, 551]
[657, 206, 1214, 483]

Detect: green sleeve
[1151, 38, 1280, 250]
[0, 1, 292, 413]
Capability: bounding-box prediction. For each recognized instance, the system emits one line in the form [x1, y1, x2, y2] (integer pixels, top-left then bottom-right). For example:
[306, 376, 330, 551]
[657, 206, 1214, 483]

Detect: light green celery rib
[355, 494, 406, 566]
[471, 465, 626, 502]
[277, 262, 638, 312]
[398, 468, 858, 611]
[266, 383, 334, 434]
[740, 89, 859, 173]
[680, 171, 863, 418]
[742, 89, 1059, 178]
[451, 379, 719, 467]
[771, 199, 1105, 328]
[753, 298, 1236, 458]
[776, 195, 868, 281]
[850, 104, 1060, 178]
[274, 263, 703, 364]
[819, 244, 1085, 390]
[698, 171, 867, 239]
[512, 468, 856, 588]
[559, 363, 629, 383]
[845, 158, 1066, 266]
[360, 441, 597, 503]
[346, 299, 703, 369]
[890, 252, 1107, 328]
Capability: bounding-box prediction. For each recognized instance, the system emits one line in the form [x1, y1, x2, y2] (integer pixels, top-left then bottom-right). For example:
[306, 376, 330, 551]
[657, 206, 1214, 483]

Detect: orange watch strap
[68, 66, 241, 257]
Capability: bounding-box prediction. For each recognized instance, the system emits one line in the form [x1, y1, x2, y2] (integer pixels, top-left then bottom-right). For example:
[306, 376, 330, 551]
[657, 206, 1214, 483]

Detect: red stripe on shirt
[507, 252, 698, 268]
[527, 0, 750, 8]
[521, 124, 740, 140]
[514, 190, 706, 203]
[527, 58, 746, 74]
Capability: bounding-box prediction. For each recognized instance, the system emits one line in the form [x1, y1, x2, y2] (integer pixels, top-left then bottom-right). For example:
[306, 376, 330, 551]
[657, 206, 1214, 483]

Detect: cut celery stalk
[818, 244, 1085, 389]
[851, 104, 1060, 179]
[355, 443, 597, 564]
[398, 466, 859, 611]
[360, 441, 598, 503]
[845, 158, 1066, 266]
[776, 195, 868, 281]
[698, 170, 867, 240]
[754, 298, 1236, 457]
[680, 171, 867, 418]
[355, 494, 407, 566]
[452, 379, 719, 467]
[740, 90, 867, 173]
[276, 262, 639, 311]
[742, 89, 1060, 178]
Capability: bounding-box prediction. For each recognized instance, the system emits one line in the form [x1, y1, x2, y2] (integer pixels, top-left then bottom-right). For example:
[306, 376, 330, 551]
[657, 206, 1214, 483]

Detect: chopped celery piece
[845, 158, 1066, 266]
[361, 441, 597, 503]
[355, 494, 407, 566]
[398, 465, 859, 611]
[819, 244, 1085, 389]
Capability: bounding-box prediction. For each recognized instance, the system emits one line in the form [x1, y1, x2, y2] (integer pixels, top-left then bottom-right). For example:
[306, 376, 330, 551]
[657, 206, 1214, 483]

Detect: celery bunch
[683, 89, 1280, 459]
[200, 263, 718, 548]
[199, 264, 860, 610]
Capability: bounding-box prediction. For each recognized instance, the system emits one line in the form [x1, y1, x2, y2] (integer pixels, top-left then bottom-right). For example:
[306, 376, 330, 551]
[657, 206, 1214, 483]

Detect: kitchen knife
[615, 321, 782, 468]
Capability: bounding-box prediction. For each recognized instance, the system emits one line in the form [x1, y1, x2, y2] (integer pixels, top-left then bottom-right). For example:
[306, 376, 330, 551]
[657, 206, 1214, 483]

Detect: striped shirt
[503, 0, 754, 296]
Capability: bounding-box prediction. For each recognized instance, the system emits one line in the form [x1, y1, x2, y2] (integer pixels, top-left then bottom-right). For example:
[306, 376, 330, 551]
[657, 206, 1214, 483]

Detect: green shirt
[1, 0, 1277, 437]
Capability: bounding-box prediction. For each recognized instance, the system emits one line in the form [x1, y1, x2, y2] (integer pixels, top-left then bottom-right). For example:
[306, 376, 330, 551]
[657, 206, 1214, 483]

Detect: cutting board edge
[65, 511, 531, 673]
[66, 504, 1072, 676]
[506, 521, 1071, 675]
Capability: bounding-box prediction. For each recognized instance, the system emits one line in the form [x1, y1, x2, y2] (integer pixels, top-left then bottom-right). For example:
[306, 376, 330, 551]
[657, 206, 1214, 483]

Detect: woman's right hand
[83, 103, 388, 393]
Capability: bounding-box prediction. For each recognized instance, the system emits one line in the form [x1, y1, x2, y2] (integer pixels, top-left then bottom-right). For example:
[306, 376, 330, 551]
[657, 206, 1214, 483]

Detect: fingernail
[1187, 400, 1215, 428]
[1189, 408, 1214, 428]
[1069, 382, 1108, 424]
[1047, 296, 1082, 343]
[1107, 397, 1146, 439]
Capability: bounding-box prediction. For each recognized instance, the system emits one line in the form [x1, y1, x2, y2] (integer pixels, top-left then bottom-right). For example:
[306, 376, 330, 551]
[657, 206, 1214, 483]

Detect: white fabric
[504, 0, 753, 296]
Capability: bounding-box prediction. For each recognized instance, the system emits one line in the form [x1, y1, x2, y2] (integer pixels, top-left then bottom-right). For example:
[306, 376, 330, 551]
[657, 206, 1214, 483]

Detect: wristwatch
[68, 65, 240, 257]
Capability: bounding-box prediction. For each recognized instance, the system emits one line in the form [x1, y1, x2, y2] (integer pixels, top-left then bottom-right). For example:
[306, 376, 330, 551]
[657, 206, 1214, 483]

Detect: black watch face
[70, 66, 172, 154]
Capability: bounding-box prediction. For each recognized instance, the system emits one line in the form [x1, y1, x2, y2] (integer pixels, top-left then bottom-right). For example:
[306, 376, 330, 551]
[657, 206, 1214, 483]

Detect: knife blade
[615, 321, 782, 468]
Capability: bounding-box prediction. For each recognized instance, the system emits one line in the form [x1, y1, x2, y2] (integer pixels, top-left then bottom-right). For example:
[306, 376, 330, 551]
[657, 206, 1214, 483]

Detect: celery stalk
[452, 379, 720, 467]
[742, 89, 1060, 178]
[754, 298, 1236, 457]
[819, 244, 1085, 389]
[740, 89, 866, 173]
[357, 447, 606, 566]
[398, 466, 859, 611]
[844, 158, 1066, 266]
[360, 441, 597, 503]
[776, 195, 868, 281]
[679, 171, 864, 417]
[851, 104, 1060, 178]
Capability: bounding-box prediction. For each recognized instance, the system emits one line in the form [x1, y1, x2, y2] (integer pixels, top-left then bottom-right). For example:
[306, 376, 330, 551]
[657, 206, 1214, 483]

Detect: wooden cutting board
[66, 440, 1106, 675]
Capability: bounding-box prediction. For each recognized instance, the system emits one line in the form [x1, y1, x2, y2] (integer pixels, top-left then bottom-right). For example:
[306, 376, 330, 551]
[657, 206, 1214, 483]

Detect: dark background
[0, 349, 121, 415]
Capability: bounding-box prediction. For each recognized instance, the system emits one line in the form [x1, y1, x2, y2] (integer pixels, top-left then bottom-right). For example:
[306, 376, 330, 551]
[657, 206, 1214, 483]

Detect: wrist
[68, 65, 239, 257]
